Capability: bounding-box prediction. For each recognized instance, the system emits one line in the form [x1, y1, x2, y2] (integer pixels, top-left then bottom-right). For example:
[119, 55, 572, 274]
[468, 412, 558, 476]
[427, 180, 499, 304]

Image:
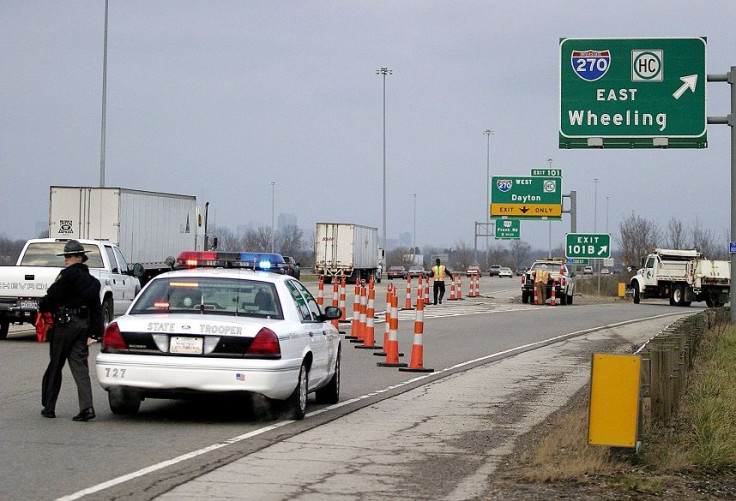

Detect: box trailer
[314, 223, 381, 283]
[48, 186, 201, 281]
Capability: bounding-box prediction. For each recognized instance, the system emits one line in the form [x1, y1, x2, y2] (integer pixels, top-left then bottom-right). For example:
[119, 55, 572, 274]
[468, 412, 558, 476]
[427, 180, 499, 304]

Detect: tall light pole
[412, 193, 417, 258]
[606, 196, 610, 233]
[593, 178, 599, 232]
[547, 158, 554, 258]
[99, 0, 109, 187]
[377, 67, 392, 252]
[483, 129, 493, 265]
[269, 181, 276, 252]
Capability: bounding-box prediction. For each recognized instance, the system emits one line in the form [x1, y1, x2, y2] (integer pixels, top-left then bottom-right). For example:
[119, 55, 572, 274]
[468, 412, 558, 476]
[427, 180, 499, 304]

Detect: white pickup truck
[0, 238, 143, 339]
[630, 248, 730, 307]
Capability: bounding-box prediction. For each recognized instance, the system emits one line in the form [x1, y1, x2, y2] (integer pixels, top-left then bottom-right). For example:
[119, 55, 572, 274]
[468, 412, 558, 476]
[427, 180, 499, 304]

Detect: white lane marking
[58, 310, 685, 501]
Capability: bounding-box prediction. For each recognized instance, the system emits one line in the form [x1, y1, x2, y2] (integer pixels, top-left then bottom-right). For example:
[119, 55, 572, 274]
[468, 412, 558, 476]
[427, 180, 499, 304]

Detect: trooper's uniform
[39, 240, 103, 421]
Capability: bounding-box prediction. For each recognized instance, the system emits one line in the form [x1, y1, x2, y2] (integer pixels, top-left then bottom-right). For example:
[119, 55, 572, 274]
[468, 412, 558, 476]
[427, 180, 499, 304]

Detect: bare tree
[664, 218, 688, 248]
[616, 212, 661, 267]
[242, 227, 274, 252]
[691, 218, 718, 258]
[452, 240, 475, 270]
[0, 234, 26, 265]
[278, 224, 306, 260]
[210, 226, 241, 251]
[510, 240, 531, 269]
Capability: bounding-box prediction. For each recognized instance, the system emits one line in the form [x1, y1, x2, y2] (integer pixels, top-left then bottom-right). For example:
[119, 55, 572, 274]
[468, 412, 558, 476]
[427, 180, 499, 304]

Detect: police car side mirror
[323, 306, 342, 321]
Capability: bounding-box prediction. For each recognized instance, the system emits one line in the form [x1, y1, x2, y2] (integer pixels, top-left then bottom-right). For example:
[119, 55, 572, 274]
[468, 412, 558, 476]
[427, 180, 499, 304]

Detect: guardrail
[634, 308, 727, 429]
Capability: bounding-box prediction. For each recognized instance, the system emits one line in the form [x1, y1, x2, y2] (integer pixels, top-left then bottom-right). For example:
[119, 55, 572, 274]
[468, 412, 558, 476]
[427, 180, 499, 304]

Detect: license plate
[170, 336, 203, 355]
[19, 300, 38, 310]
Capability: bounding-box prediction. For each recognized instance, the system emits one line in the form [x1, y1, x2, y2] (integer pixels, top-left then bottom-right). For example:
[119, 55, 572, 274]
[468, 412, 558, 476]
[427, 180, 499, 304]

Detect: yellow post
[588, 353, 641, 448]
[618, 282, 626, 297]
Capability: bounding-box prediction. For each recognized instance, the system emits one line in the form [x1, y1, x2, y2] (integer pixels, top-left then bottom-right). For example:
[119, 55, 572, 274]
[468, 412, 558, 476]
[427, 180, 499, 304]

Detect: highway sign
[559, 37, 707, 148]
[495, 219, 520, 240]
[490, 176, 562, 219]
[531, 168, 563, 177]
[566, 233, 611, 259]
[567, 258, 589, 265]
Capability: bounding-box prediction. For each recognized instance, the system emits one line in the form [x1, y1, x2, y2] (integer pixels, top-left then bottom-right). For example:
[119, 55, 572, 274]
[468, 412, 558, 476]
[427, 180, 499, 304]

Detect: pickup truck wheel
[521, 291, 529, 304]
[0, 320, 9, 340]
[632, 282, 641, 304]
[705, 295, 715, 307]
[566, 293, 573, 305]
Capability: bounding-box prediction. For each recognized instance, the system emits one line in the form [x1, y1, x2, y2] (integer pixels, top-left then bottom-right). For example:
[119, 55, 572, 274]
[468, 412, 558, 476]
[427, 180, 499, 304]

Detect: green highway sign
[495, 219, 520, 240]
[559, 37, 707, 148]
[567, 258, 589, 265]
[566, 233, 611, 259]
[491, 176, 562, 219]
[531, 168, 563, 177]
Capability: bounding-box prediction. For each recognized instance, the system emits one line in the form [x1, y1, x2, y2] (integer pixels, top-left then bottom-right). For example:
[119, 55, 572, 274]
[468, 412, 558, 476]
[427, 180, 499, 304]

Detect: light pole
[412, 193, 417, 259]
[99, 0, 109, 187]
[483, 129, 493, 265]
[606, 196, 610, 233]
[547, 158, 554, 258]
[376, 67, 392, 252]
[269, 181, 276, 252]
[593, 178, 599, 232]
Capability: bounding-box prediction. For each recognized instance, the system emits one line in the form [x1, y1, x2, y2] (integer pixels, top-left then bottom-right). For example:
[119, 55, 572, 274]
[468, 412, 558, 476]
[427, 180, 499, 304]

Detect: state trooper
[39, 240, 103, 421]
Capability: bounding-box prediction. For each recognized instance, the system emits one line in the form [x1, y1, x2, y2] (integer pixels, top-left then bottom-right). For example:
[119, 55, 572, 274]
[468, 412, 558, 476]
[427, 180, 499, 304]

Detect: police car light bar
[175, 251, 287, 273]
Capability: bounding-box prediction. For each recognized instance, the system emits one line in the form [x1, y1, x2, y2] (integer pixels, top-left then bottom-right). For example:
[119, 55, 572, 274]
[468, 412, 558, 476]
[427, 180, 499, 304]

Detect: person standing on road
[534, 266, 549, 305]
[39, 240, 103, 421]
[430, 258, 454, 305]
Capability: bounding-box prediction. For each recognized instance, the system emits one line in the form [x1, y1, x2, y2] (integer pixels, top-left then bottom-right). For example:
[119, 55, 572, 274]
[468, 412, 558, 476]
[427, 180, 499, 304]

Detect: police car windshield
[131, 277, 283, 319]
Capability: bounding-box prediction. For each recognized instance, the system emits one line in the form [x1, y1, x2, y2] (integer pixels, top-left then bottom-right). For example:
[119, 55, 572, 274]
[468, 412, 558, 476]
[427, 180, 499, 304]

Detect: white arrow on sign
[597, 246, 609, 256]
[673, 74, 698, 100]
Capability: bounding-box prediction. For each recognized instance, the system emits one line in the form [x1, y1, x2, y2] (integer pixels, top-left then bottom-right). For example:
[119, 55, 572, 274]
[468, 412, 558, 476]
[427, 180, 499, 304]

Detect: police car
[96, 251, 342, 420]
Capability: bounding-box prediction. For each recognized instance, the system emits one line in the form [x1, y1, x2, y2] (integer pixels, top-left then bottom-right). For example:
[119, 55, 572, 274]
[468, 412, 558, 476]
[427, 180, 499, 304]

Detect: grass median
[493, 312, 736, 498]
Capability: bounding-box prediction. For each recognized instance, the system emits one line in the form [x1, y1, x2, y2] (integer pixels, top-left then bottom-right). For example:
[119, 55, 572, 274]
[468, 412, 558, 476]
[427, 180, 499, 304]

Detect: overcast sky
[2, 1, 735, 253]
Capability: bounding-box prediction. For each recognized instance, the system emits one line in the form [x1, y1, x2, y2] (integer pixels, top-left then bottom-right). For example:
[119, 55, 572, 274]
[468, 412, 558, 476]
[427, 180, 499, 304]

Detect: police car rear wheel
[108, 387, 141, 415]
[284, 363, 308, 420]
[0, 320, 9, 340]
[316, 350, 340, 405]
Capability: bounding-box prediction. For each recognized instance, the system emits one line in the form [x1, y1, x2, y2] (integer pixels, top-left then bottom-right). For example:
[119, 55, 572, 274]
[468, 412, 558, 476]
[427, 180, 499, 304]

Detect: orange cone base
[401, 307, 415, 311]
[349, 338, 366, 343]
[373, 351, 403, 357]
[356, 344, 383, 350]
[399, 366, 434, 373]
[377, 361, 408, 367]
[344, 334, 358, 340]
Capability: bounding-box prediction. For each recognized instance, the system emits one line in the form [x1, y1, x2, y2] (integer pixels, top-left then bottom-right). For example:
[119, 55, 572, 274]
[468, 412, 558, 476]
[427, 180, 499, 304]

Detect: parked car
[583, 265, 593, 275]
[465, 264, 481, 277]
[387, 265, 407, 280]
[407, 265, 427, 278]
[282, 256, 301, 279]
[600, 267, 610, 275]
[498, 266, 513, 278]
[489, 264, 501, 277]
[96, 251, 342, 420]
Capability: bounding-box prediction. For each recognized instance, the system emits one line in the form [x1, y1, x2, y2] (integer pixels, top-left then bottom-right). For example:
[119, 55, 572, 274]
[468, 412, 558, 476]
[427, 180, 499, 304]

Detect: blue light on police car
[259, 260, 272, 269]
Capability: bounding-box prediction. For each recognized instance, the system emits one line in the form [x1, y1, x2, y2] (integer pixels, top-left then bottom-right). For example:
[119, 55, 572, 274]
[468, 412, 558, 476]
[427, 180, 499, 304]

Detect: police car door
[286, 280, 328, 386]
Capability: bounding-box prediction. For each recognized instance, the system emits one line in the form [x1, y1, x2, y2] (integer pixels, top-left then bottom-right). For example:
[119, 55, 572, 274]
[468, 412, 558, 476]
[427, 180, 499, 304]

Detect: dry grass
[501, 316, 736, 498]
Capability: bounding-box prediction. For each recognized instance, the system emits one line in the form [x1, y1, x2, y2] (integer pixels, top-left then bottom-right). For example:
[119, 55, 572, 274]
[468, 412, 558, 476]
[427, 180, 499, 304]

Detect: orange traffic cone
[356, 286, 382, 350]
[351, 282, 367, 343]
[338, 276, 348, 323]
[399, 298, 433, 373]
[403, 276, 414, 310]
[377, 292, 407, 367]
[550, 279, 556, 306]
[346, 281, 361, 339]
[317, 275, 324, 306]
[448, 278, 457, 301]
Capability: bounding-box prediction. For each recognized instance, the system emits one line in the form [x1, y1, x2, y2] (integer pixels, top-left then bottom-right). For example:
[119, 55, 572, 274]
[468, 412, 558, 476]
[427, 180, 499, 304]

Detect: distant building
[398, 232, 411, 247]
[278, 213, 298, 233]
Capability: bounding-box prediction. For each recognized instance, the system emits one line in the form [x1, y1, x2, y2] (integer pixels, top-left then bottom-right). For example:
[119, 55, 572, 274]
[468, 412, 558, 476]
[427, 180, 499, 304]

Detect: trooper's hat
[57, 240, 91, 261]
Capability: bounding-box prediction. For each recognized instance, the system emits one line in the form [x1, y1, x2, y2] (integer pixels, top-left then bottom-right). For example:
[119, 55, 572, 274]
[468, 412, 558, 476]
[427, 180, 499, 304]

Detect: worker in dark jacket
[39, 240, 103, 421]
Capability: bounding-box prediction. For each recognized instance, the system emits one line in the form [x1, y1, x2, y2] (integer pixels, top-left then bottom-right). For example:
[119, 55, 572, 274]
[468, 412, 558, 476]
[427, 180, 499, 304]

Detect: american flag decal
[235, 373, 245, 381]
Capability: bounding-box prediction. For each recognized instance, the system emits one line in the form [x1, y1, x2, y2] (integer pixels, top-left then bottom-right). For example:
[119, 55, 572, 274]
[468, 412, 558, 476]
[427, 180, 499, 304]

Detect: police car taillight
[247, 327, 281, 356]
[102, 322, 128, 351]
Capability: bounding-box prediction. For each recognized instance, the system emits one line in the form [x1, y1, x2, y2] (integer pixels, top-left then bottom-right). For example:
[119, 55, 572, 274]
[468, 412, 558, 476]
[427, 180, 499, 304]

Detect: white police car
[96, 251, 341, 420]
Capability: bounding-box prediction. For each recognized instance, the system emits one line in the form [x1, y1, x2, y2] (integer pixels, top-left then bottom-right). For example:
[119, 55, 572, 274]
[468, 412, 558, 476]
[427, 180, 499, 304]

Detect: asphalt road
[0, 276, 699, 500]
